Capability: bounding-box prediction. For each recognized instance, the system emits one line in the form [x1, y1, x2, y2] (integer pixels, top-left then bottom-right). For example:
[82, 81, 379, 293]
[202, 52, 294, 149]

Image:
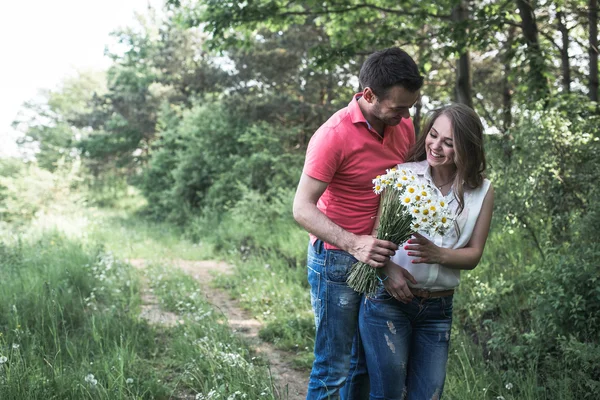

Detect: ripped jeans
[306, 239, 369, 400]
[359, 285, 453, 400]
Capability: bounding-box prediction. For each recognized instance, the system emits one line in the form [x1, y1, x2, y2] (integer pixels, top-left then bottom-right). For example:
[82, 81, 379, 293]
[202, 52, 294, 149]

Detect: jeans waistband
[410, 288, 454, 298]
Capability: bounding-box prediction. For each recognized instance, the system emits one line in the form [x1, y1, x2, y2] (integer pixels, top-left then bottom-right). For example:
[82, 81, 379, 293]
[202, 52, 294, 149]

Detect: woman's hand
[380, 260, 417, 303]
[404, 232, 446, 264]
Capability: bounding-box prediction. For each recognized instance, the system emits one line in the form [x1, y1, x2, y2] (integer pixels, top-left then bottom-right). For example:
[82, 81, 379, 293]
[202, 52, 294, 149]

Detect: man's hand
[349, 235, 398, 268]
[381, 260, 417, 303]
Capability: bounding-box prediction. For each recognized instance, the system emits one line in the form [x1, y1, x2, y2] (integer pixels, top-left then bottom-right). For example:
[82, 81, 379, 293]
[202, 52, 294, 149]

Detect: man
[293, 47, 424, 399]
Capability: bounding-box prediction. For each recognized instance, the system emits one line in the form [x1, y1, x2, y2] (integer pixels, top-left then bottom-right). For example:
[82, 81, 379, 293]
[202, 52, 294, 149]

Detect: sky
[0, 0, 163, 157]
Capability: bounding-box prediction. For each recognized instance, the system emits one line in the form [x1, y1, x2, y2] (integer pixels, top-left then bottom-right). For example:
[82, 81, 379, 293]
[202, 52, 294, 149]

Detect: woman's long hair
[406, 103, 486, 215]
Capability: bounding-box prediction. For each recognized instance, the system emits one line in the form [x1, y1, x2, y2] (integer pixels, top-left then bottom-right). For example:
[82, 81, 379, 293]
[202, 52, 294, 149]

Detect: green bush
[0, 161, 84, 225]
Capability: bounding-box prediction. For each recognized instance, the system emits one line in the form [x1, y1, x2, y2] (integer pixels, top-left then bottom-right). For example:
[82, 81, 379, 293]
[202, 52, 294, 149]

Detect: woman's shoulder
[397, 160, 428, 175]
[465, 178, 493, 199]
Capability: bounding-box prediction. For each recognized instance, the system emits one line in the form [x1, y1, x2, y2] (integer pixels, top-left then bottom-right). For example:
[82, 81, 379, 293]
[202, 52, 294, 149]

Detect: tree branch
[513, 213, 546, 260]
[475, 95, 501, 133]
[272, 3, 452, 20]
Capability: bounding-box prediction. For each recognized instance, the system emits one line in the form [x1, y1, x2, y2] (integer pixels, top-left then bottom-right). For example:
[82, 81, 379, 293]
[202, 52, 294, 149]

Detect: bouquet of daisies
[346, 167, 454, 296]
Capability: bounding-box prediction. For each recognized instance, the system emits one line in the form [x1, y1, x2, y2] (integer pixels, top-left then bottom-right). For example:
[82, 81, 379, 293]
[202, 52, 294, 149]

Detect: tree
[515, 0, 550, 100]
[589, 0, 598, 101]
[75, 11, 227, 177]
[12, 70, 106, 171]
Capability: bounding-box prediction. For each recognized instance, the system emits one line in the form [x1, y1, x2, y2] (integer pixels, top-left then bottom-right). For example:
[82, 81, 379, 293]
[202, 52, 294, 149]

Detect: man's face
[370, 86, 420, 126]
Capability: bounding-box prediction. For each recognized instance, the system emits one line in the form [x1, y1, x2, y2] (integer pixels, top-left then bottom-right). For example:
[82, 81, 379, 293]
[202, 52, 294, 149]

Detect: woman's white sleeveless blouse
[390, 160, 491, 290]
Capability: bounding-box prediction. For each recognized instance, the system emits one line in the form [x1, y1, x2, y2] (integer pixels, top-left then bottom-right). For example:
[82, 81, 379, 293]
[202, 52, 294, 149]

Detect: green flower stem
[347, 189, 414, 296]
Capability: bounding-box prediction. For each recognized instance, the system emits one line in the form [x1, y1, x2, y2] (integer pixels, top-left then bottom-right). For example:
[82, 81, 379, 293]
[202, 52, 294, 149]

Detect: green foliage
[488, 95, 600, 249]
[449, 95, 600, 397]
[0, 161, 84, 225]
[13, 70, 106, 171]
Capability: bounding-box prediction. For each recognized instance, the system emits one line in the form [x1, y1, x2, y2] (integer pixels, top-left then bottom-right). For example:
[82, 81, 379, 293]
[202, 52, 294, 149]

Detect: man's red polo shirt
[303, 93, 416, 250]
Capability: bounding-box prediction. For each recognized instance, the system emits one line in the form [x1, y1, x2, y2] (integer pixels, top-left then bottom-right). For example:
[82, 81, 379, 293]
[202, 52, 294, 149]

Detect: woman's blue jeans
[359, 286, 453, 400]
[306, 239, 370, 400]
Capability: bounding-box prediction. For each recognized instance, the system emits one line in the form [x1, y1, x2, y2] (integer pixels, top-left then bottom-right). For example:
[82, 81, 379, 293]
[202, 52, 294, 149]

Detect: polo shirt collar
[348, 93, 368, 125]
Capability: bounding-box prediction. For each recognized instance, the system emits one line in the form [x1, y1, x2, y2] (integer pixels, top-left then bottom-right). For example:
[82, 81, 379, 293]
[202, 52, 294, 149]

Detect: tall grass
[0, 229, 277, 399]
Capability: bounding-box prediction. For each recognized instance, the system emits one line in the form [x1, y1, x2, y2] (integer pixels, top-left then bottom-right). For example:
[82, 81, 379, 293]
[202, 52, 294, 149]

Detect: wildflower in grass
[12, 344, 19, 350]
[85, 374, 98, 386]
[347, 168, 454, 296]
[0, 356, 7, 364]
[196, 389, 219, 400]
[505, 383, 513, 390]
[126, 378, 133, 384]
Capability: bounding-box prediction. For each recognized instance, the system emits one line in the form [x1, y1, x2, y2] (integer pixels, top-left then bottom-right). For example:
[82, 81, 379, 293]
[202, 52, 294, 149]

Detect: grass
[2, 188, 594, 399]
[0, 213, 277, 398]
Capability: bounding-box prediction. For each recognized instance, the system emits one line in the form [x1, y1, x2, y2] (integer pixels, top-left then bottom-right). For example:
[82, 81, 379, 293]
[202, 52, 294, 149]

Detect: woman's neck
[430, 165, 457, 187]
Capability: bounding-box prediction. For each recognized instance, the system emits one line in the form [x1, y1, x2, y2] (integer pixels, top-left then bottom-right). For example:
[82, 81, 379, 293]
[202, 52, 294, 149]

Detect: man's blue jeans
[359, 285, 453, 400]
[306, 239, 369, 400]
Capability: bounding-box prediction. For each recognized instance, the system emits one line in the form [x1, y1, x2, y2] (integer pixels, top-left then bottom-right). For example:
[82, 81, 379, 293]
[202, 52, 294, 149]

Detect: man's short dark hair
[359, 47, 424, 97]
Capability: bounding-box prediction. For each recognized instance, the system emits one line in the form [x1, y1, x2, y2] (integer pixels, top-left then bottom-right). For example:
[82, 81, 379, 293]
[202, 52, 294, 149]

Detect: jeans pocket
[325, 250, 356, 283]
[440, 295, 454, 319]
[366, 284, 394, 302]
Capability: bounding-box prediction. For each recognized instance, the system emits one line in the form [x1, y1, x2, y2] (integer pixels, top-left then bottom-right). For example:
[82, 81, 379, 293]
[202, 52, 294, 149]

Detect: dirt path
[129, 258, 308, 400]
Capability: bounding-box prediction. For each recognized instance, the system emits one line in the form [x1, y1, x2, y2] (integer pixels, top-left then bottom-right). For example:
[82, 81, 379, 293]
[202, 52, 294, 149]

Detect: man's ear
[362, 87, 377, 104]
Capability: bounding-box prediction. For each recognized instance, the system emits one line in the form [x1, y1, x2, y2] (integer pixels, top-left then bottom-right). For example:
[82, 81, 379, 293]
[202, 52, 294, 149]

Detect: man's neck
[357, 96, 385, 136]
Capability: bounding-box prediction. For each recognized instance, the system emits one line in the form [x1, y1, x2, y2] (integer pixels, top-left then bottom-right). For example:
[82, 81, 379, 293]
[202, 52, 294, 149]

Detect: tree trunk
[413, 33, 427, 137]
[515, 0, 549, 100]
[557, 11, 571, 93]
[589, 0, 599, 102]
[413, 96, 422, 137]
[456, 52, 473, 108]
[452, 0, 473, 108]
[502, 26, 516, 133]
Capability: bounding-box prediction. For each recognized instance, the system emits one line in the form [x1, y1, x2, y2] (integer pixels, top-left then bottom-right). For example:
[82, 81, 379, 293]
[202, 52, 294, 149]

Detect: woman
[359, 103, 494, 399]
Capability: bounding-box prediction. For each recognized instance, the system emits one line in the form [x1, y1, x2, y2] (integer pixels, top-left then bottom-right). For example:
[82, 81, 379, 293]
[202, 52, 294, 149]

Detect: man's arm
[292, 173, 397, 268]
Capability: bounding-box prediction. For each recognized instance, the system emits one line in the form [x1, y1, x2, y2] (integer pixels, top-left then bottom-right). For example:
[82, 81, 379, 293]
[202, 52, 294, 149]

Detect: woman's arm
[405, 185, 495, 270]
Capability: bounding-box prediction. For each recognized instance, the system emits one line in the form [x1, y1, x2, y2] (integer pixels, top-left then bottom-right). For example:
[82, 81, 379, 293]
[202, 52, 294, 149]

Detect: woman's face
[425, 114, 456, 168]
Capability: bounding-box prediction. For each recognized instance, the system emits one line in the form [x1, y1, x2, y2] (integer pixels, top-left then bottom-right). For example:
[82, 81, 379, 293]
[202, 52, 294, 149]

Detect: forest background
[1, 0, 599, 399]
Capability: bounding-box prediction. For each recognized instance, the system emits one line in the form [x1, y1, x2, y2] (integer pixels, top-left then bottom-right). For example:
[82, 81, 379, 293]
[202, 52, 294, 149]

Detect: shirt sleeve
[405, 118, 416, 148]
[408, 121, 416, 147]
[303, 125, 344, 183]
